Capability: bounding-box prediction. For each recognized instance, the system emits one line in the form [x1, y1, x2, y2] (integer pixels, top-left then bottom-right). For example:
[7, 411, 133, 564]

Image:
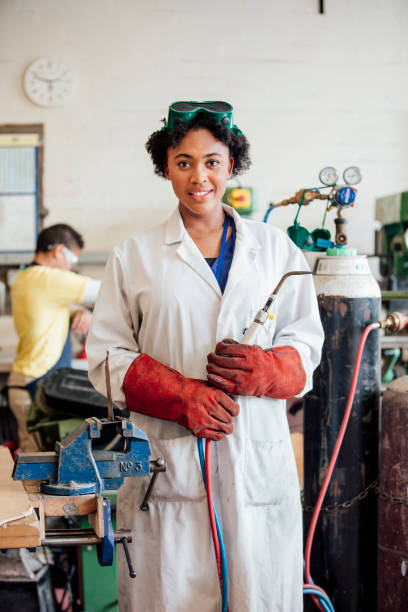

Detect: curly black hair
[145, 112, 251, 178]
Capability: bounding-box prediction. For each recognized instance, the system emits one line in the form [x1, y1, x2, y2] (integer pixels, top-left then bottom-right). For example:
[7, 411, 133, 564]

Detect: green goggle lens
[165, 100, 241, 134]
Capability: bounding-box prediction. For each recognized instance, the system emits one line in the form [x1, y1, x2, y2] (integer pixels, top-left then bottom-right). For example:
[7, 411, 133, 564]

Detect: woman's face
[165, 128, 234, 217]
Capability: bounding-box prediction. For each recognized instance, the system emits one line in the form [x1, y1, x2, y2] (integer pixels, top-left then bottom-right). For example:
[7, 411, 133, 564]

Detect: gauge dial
[343, 166, 362, 186]
[319, 166, 338, 186]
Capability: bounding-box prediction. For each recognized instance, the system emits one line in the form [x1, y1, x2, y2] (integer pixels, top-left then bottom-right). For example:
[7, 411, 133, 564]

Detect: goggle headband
[165, 101, 242, 135]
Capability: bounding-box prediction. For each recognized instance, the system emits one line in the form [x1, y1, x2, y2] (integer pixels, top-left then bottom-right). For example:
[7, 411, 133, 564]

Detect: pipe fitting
[379, 312, 408, 332]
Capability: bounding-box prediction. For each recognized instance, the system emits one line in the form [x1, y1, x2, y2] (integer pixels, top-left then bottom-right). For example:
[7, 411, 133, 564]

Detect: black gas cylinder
[304, 254, 381, 612]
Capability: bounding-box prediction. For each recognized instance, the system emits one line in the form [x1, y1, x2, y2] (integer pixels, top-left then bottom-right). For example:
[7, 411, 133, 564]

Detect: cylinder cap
[326, 246, 357, 256]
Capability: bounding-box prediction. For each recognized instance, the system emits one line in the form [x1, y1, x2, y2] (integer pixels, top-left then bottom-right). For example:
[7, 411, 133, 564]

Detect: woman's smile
[188, 189, 214, 202]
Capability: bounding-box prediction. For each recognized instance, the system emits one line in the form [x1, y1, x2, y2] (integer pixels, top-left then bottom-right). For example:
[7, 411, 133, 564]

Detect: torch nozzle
[379, 312, 408, 332]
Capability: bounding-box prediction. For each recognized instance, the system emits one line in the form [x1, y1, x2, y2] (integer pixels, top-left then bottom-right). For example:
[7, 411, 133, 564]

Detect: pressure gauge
[319, 166, 338, 187]
[343, 166, 362, 186]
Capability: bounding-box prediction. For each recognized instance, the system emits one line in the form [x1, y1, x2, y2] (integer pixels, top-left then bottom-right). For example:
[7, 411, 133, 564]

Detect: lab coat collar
[163, 204, 261, 298]
[222, 205, 261, 251]
[164, 206, 221, 296]
[164, 207, 187, 245]
[221, 205, 261, 300]
[163, 204, 261, 251]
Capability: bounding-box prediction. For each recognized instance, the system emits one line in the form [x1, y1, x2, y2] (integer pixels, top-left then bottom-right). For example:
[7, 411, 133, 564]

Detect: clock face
[23, 58, 74, 107]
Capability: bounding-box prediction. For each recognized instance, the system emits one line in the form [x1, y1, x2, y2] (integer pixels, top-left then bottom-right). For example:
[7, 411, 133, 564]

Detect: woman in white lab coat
[86, 102, 324, 612]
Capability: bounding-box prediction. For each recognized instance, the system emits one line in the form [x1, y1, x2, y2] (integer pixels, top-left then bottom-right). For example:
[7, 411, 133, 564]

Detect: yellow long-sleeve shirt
[11, 265, 90, 378]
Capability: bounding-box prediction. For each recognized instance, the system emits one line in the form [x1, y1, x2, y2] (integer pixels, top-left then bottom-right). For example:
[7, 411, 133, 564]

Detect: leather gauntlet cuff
[123, 354, 184, 419]
[264, 346, 306, 399]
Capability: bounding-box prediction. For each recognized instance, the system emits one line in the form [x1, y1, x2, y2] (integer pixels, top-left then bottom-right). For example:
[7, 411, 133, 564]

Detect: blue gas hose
[263, 205, 274, 222]
[303, 561, 335, 612]
[303, 589, 335, 612]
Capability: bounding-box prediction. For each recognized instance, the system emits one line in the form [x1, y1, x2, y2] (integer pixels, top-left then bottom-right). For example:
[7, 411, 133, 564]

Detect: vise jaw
[13, 416, 161, 496]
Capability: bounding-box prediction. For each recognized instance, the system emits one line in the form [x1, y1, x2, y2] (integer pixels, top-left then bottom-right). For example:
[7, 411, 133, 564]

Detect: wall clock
[23, 58, 75, 107]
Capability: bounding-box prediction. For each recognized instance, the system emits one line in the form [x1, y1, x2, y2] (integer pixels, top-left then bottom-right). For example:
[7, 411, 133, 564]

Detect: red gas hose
[205, 439, 223, 587]
[304, 322, 379, 609]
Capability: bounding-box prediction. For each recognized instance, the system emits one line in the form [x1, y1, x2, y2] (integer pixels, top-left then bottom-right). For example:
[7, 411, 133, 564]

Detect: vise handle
[140, 458, 166, 511]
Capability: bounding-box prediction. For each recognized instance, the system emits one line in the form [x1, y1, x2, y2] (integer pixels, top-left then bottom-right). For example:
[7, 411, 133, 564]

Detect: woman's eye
[177, 161, 190, 168]
[207, 160, 219, 167]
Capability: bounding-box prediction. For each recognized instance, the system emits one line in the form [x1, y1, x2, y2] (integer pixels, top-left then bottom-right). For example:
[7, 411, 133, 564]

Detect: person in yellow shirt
[7, 223, 100, 451]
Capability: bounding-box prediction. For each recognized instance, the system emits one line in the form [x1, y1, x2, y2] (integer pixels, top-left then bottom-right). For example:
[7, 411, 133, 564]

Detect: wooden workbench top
[0, 447, 103, 548]
[0, 446, 40, 547]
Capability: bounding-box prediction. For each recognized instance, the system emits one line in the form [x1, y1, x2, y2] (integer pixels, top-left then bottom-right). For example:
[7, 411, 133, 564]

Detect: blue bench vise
[13, 416, 164, 496]
[11, 416, 166, 574]
[10, 354, 166, 575]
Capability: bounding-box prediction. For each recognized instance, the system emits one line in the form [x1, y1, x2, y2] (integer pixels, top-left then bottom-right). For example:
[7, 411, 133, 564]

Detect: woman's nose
[191, 164, 208, 183]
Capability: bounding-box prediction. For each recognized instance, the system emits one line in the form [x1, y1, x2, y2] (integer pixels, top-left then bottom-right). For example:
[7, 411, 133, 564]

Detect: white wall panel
[0, 0, 407, 254]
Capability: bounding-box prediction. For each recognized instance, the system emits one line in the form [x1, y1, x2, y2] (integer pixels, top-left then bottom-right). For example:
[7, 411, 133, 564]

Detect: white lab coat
[87, 205, 324, 612]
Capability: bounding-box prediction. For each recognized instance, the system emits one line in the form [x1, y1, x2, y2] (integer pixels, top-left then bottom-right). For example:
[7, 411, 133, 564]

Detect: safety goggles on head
[165, 101, 242, 134]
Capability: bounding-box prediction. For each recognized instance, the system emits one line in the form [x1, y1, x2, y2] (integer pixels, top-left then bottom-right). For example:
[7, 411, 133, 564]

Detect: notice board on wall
[0, 126, 44, 263]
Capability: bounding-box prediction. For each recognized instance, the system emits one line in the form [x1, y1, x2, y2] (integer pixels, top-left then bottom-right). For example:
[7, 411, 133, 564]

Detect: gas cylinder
[303, 252, 381, 612]
[378, 376, 408, 610]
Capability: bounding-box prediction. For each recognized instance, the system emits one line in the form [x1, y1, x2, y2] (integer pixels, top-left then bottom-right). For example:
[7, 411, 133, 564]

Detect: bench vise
[13, 416, 165, 496]
[10, 354, 166, 575]
[11, 416, 166, 574]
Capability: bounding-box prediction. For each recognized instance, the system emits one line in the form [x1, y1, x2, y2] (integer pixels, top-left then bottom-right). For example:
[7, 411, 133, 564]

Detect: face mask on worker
[47, 243, 79, 269]
[62, 246, 79, 267]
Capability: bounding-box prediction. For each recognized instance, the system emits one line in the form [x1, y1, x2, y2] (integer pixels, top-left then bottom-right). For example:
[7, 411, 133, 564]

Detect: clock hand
[33, 72, 62, 84]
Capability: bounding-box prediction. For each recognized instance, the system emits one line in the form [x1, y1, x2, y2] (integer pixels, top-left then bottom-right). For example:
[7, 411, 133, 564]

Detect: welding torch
[242, 271, 313, 345]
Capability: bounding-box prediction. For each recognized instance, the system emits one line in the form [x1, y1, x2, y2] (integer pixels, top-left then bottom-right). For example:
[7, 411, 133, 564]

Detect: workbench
[0, 446, 112, 550]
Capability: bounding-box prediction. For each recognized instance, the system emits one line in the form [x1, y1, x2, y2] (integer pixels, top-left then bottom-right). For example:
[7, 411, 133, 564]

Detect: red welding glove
[123, 354, 239, 441]
[206, 339, 306, 399]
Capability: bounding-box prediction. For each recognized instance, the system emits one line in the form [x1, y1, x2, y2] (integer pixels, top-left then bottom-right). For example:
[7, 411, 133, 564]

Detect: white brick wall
[0, 0, 407, 254]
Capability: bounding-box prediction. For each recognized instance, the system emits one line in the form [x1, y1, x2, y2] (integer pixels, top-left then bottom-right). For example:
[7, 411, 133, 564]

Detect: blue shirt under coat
[206, 217, 236, 294]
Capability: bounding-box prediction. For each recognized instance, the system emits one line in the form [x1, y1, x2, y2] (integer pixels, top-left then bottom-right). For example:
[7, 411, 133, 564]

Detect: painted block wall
[0, 0, 407, 255]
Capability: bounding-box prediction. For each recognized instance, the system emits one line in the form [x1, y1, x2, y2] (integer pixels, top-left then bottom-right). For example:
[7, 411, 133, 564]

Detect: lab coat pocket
[244, 438, 288, 506]
[148, 435, 206, 503]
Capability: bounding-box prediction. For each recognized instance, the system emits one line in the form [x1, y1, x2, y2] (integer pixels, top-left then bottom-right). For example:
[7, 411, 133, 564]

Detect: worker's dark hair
[145, 112, 251, 178]
[36, 224, 84, 253]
